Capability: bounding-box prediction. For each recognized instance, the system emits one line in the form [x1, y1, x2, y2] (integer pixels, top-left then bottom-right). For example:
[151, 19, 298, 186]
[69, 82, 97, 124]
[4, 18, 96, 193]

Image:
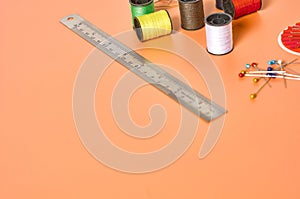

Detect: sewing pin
[277, 60, 287, 88]
[250, 78, 271, 100]
[251, 63, 272, 87]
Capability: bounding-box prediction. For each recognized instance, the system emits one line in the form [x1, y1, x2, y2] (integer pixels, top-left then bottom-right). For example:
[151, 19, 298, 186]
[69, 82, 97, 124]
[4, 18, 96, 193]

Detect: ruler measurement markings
[61, 14, 226, 122]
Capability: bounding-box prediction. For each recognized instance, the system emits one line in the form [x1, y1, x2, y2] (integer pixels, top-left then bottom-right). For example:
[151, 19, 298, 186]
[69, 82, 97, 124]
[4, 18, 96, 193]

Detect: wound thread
[223, 0, 262, 19]
[178, 0, 205, 31]
[134, 10, 173, 42]
[205, 13, 233, 55]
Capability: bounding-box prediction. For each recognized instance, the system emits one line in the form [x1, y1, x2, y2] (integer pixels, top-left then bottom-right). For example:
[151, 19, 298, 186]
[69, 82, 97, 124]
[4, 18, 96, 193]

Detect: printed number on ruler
[60, 14, 226, 122]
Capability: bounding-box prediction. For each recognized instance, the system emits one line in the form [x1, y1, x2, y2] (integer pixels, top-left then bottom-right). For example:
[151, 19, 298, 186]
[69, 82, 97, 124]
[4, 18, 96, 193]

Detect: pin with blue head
[268, 60, 277, 65]
[267, 66, 277, 78]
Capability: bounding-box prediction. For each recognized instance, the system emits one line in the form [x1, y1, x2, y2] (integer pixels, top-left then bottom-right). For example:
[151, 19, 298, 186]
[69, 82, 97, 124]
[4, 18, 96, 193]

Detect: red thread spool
[223, 0, 262, 19]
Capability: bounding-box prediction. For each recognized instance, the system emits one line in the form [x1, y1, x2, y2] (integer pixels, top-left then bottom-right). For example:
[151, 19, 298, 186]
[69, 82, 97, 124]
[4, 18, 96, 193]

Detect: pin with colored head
[253, 78, 260, 83]
[239, 70, 246, 78]
[249, 77, 272, 100]
[268, 60, 277, 65]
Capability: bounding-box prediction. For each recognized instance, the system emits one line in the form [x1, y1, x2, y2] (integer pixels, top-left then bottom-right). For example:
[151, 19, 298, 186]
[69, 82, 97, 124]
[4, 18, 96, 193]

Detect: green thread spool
[129, 0, 155, 26]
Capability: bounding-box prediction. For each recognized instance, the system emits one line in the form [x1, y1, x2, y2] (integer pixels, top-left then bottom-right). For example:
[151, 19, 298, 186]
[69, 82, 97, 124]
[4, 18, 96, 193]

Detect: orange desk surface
[1, 0, 300, 198]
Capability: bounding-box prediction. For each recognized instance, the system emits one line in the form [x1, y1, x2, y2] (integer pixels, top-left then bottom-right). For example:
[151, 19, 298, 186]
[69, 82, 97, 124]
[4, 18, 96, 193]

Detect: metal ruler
[60, 14, 226, 122]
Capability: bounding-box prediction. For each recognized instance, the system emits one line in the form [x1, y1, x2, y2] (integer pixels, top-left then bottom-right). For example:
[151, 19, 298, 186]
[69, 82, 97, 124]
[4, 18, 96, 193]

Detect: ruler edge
[60, 14, 227, 122]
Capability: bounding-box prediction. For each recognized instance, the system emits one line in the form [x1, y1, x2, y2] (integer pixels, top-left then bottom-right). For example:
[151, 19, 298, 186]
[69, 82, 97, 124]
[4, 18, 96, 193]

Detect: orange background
[1, 0, 300, 198]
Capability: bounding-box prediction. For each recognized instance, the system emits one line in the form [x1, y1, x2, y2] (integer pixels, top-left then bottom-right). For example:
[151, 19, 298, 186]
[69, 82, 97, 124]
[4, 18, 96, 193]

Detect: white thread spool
[205, 13, 233, 55]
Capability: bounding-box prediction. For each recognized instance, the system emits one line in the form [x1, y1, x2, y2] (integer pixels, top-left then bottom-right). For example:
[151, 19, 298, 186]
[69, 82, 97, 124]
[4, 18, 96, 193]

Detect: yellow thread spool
[134, 10, 173, 41]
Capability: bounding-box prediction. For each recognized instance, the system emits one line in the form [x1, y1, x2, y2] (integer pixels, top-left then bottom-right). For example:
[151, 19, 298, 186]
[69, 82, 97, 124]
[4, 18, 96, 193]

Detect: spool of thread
[223, 0, 262, 19]
[129, 0, 155, 25]
[205, 13, 233, 55]
[216, 0, 223, 10]
[134, 10, 173, 42]
[178, 0, 205, 31]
